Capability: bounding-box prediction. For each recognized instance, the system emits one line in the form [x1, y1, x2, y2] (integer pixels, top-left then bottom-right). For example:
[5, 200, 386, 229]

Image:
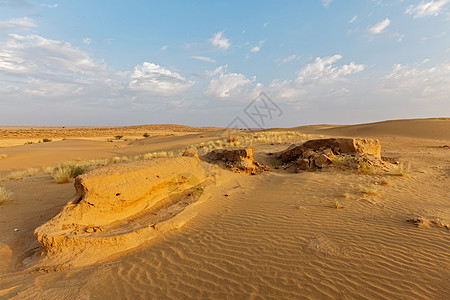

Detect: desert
[1, 1, 450, 299]
[0, 118, 449, 299]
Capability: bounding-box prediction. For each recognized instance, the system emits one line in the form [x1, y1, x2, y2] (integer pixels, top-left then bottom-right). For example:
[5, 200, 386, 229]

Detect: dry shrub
[359, 184, 380, 196]
[52, 162, 90, 184]
[390, 162, 410, 177]
[5, 168, 40, 180]
[0, 186, 14, 204]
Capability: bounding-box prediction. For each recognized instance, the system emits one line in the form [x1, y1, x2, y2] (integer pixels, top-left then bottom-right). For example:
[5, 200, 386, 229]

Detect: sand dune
[0, 118, 449, 299]
[294, 118, 450, 140]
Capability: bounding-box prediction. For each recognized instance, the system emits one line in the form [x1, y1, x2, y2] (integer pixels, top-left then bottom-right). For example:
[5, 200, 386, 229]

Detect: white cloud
[296, 55, 364, 83]
[0, 17, 36, 31]
[348, 16, 358, 23]
[205, 65, 226, 77]
[405, 0, 450, 18]
[321, 0, 333, 7]
[368, 18, 391, 35]
[128, 62, 193, 96]
[160, 45, 168, 51]
[250, 40, 265, 53]
[205, 73, 252, 98]
[0, 34, 103, 75]
[204, 66, 254, 98]
[269, 54, 364, 99]
[382, 63, 450, 100]
[209, 31, 230, 51]
[191, 55, 216, 63]
[280, 54, 300, 64]
[82, 37, 92, 45]
[41, 3, 58, 8]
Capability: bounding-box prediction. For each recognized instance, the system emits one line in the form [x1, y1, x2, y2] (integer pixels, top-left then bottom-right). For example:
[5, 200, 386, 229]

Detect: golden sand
[0, 118, 449, 299]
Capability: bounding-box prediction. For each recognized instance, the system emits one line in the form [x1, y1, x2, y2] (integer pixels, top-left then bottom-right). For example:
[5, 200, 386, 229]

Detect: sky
[0, 0, 449, 128]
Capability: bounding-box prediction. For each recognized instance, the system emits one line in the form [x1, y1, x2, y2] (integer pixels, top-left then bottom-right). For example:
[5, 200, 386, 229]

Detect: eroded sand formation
[34, 156, 219, 269]
[33, 148, 268, 269]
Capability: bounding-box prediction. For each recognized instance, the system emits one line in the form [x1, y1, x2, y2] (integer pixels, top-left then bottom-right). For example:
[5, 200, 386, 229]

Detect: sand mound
[204, 147, 268, 175]
[34, 156, 219, 268]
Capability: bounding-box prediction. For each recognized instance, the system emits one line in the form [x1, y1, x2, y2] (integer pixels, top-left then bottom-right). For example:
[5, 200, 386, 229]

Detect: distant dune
[293, 118, 450, 140]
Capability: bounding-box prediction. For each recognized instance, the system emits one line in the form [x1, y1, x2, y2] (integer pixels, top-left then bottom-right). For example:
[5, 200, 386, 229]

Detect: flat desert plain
[0, 118, 449, 299]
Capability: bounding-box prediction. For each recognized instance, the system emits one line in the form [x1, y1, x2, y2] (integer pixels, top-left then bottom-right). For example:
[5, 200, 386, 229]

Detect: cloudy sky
[0, 0, 449, 127]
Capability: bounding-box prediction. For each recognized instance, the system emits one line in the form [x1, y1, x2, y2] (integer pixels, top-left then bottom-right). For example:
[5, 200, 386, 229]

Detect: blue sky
[0, 0, 449, 127]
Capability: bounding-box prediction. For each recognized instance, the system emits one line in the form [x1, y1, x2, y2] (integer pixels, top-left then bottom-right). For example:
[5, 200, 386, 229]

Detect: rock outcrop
[204, 147, 268, 175]
[276, 138, 386, 173]
[34, 156, 216, 268]
[278, 138, 381, 163]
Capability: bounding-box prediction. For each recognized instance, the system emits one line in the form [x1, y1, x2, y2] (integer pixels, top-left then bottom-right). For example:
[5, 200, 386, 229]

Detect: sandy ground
[0, 118, 449, 299]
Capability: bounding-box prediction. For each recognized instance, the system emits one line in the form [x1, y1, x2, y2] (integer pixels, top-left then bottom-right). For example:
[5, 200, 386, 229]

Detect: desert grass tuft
[357, 160, 376, 175]
[332, 199, 343, 209]
[5, 168, 40, 180]
[52, 161, 91, 184]
[0, 187, 14, 204]
[359, 184, 381, 196]
[390, 162, 410, 177]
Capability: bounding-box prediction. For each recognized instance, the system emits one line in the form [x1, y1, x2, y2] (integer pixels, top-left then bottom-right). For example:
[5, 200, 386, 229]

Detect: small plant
[390, 162, 410, 177]
[357, 160, 376, 175]
[112, 156, 121, 163]
[25, 141, 34, 144]
[359, 184, 380, 196]
[0, 187, 14, 204]
[5, 168, 40, 180]
[143, 133, 150, 138]
[332, 200, 343, 209]
[42, 138, 52, 143]
[52, 162, 90, 184]
[143, 153, 153, 160]
[106, 139, 113, 142]
[115, 135, 123, 140]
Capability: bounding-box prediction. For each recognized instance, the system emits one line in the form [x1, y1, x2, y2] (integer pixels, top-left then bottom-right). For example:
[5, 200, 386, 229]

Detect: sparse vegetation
[52, 161, 91, 184]
[390, 162, 410, 177]
[0, 186, 14, 204]
[332, 199, 343, 209]
[357, 160, 376, 175]
[25, 141, 34, 144]
[143, 133, 150, 138]
[5, 168, 40, 180]
[359, 184, 380, 196]
[115, 135, 123, 140]
[42, 138, 52, 143]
